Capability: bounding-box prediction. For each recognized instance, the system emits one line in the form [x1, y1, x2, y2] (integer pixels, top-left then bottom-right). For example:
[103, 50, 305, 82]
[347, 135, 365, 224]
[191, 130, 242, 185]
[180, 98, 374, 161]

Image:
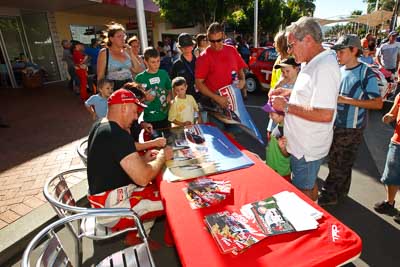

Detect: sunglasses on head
[208, 38, 223, 43]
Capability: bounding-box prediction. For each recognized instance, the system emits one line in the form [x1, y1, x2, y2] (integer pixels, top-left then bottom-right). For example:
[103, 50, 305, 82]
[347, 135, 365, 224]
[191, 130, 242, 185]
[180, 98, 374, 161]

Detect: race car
[245, 46, 278, 93]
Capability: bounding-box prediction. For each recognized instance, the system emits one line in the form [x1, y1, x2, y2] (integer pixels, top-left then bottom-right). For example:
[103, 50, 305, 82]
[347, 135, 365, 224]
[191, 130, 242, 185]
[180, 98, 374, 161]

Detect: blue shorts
[290, 156, 323, 190]
[381, 142, 400, 185]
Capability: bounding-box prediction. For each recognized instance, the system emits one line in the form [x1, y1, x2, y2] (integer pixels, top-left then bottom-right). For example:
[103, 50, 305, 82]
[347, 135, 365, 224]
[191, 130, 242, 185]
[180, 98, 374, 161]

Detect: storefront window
[21, 12, 60, 82]
[0, 17, 29, 87]
[70, 25, 96, 45]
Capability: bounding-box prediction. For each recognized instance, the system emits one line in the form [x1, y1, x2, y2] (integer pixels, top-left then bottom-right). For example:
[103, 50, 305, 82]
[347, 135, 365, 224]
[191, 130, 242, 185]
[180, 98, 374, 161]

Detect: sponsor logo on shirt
[117, 188, 124, 203]
[149, 77, 160, 85]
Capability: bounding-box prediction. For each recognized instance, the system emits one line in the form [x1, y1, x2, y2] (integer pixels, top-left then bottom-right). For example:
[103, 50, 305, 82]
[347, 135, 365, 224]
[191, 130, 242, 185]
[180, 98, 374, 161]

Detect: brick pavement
[0, 83, 93, 229]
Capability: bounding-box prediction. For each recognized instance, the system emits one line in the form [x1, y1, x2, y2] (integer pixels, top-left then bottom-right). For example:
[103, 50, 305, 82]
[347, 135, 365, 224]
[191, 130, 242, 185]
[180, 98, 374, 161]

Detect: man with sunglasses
[86, 88, 173, 237]
[271, 17, 340, 201]
[195, 22, 247, 109]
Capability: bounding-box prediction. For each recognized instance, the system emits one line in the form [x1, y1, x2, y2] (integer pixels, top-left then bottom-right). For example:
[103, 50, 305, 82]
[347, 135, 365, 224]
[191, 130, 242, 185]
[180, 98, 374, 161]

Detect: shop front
[0, 9, 60, 88]
[0, 0, 159, 88]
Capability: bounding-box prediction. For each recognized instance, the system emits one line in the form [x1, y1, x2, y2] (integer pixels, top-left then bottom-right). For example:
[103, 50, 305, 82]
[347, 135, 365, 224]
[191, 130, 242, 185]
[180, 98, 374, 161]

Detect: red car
[246, 46, 278, 93]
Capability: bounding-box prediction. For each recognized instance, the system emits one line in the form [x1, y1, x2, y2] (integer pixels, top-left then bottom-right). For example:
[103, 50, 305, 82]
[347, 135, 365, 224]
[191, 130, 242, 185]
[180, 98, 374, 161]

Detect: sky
[314, 0, 368, 19]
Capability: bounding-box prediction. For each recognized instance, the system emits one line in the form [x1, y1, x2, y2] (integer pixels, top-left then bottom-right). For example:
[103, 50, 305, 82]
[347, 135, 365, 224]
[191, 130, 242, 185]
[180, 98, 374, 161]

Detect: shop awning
[93, 0, 159, 13]
[315, 10, 393, 27]
[315, 18, 350, 26]
[0, 0, 159, 15]
[349, 10, 392, 27]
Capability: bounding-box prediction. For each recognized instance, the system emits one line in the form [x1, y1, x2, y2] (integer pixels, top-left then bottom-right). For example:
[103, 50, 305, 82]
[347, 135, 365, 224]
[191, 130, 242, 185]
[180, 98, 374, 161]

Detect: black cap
[177, 33, 195, 47]
[274, 57, 300, 69]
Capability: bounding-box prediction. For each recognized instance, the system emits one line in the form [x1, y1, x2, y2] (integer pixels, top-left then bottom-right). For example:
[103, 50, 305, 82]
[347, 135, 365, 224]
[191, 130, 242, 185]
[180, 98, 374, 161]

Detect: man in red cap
[86, 87, 173, 234]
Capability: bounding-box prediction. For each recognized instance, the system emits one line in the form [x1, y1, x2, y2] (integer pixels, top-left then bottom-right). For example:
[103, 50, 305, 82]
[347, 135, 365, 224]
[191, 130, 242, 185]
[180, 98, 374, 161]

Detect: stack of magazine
[183, 178, 231, 209]
[204, 191, 323, 254]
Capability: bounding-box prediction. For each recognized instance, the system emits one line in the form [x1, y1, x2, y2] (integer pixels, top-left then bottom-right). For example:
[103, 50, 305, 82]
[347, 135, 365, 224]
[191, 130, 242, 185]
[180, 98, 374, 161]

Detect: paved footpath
[0, 83, 92, 229]
[0, 83, 94, 265]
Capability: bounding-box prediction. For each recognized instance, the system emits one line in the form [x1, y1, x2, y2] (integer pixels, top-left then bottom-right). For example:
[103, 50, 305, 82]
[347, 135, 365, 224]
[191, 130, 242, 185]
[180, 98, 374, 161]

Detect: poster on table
[162, 124, 254, 182]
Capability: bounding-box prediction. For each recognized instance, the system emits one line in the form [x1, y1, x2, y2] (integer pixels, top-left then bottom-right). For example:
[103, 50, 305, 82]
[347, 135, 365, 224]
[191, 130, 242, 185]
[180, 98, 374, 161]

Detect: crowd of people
[75, 21, 249, 244]
[264, 18, 399, 225]
[65, 16, 400, 242]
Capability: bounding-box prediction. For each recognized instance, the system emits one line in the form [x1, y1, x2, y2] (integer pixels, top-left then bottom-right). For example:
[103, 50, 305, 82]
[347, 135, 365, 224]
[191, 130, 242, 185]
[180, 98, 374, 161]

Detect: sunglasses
[208, 38, 223, 43]
[287, 42, 295, 50]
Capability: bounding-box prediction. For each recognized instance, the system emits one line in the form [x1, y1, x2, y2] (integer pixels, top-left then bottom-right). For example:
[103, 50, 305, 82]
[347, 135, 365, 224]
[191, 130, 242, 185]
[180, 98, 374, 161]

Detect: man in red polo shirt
[195, 22, 247, 109]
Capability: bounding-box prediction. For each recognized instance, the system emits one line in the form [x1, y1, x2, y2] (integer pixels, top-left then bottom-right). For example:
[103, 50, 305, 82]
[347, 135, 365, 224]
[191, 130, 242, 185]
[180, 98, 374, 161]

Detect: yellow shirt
[168, 95, 199, 124]
[270, 56, 282, 90]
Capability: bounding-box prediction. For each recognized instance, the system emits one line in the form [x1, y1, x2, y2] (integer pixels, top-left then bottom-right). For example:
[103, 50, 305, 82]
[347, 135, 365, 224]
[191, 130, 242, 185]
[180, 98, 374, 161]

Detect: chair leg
[77, 237, 83, 267]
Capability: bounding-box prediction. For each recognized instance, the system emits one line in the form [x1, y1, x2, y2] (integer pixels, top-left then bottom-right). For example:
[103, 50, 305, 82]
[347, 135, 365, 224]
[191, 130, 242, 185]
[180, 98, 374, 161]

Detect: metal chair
[43, 168, 138, 266]
[76, 138, 88, 166]
[21, 210, 155, 267]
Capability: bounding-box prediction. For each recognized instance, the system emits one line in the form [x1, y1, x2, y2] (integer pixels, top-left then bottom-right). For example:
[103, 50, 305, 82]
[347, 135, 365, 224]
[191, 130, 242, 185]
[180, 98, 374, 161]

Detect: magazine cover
[204, 211, 238, 254]
[206, 191, 321, 254]
[188, 178, 231, 194]
[240, 193, 320, 235]
[249, 197, 295, 236]
[204, 211, 266, 254]
[183, 178, 231, 209]
[163, 125, 254, 182]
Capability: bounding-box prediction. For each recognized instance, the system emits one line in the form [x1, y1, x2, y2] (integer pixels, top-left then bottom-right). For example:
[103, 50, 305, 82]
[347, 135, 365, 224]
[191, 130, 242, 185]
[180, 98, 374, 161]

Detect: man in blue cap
[376, 31, 400, 74]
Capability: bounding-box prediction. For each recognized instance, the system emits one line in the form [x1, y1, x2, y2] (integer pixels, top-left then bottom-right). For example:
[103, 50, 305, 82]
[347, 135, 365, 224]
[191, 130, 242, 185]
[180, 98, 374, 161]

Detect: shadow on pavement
[0, 83, 92, 172]
[352, 137, 382, 182]
[83, 217, 182, 267]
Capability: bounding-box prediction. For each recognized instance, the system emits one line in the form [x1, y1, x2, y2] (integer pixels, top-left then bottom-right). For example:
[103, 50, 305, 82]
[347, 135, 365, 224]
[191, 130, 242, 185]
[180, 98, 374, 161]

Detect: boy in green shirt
[262, 100, 291, 181]
[135, 47, 172, 130]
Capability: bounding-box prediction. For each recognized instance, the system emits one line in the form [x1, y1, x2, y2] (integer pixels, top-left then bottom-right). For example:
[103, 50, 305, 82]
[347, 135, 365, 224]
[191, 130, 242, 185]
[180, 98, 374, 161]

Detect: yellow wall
[54, 11, 127, 41]
[152, 15, 202, 44]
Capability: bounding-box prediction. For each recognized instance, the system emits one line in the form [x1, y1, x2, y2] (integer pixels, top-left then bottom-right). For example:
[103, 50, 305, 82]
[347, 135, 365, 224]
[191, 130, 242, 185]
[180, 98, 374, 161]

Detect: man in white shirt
[272, 17, 340, 201]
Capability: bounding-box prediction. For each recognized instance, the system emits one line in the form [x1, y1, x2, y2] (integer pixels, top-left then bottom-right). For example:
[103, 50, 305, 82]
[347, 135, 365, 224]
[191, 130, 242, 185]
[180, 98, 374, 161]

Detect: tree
[364, 0, 395, 13]
[351, 10, 363, 16]
[227, 0, 313, 35]
[258, 0, 286, 33]
[155, 0, 315, 37]
[281, 4, 301, 27]
[348, 10, 363, 34]
[287, 0, 316, 17]
[226, 8, 252, 33]
[155, 0, 248, 30]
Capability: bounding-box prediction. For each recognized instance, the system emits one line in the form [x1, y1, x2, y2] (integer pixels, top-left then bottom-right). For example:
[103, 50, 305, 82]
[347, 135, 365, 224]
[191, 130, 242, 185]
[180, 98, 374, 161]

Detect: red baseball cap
[108, 89, 147, 110]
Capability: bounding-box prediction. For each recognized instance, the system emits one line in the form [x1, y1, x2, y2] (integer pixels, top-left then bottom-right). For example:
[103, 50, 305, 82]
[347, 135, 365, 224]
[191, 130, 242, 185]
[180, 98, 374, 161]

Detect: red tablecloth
[160, 151, 362, 267]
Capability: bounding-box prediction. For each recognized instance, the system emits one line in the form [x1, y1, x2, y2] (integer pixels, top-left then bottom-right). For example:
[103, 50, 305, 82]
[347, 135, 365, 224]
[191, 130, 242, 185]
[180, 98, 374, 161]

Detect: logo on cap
[108, 88, 147, 108]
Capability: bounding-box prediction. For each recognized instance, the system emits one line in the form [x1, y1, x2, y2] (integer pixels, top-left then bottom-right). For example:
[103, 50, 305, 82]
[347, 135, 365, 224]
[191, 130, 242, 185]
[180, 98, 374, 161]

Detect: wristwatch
[283, 103, 289, 114]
